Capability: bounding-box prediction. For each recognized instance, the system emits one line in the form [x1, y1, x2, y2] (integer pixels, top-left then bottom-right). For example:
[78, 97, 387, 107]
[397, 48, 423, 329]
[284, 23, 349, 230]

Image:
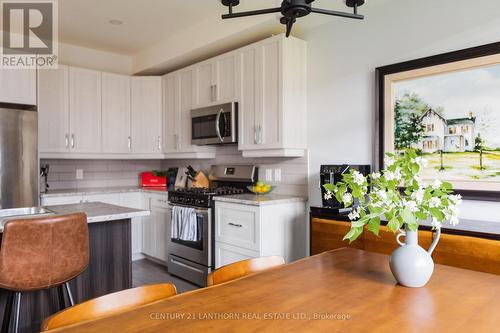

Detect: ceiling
[59, 0, 359, 56]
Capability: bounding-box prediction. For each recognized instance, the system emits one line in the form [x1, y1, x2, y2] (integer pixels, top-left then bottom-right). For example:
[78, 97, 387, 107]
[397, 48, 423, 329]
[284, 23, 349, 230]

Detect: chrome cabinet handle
[65, 134, 69, 148]
[157, 136, 162, 150]
[228, 222, 243, 228]
[258, 125, 263, 144]
[128, 136, 132, 151]
[254, 125, 258, 144]
[213, 84, 217, 101]
[210, 85, 214, 102]
[215, 108, 224, 142]
[71, 134, 75, 149]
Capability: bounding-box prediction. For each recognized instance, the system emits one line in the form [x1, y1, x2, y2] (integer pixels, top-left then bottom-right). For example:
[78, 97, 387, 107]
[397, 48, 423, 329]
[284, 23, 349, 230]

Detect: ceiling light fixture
[109, 19, 124, 25]
[221, 0, 365, 37]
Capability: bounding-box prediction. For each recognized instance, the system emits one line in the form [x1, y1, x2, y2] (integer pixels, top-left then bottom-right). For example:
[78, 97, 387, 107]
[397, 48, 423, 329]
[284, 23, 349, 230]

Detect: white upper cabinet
[131, 77, 163, 154]
[38, 65, 70, 153]
[162, 69, 215, 159]
[69, 67, 102, 153]
[102, 73, 131, 153]
[237, 35, 307, 157]
[194, 52, 237, 107]
[0, 68, 37, 105]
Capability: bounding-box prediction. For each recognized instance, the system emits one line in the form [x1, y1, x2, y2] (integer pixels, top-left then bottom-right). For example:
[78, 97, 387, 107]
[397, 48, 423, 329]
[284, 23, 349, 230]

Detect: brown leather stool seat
[0, 213, 89, 333]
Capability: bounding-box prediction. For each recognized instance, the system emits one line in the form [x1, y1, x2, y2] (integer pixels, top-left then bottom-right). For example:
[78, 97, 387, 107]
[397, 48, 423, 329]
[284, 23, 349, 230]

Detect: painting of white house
[393, 64, 500, 187]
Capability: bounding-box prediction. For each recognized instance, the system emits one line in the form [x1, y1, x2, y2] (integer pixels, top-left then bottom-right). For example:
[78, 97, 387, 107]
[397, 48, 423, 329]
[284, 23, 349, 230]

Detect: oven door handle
[215, 108, 224, 142]
[168, 204, 209, 215]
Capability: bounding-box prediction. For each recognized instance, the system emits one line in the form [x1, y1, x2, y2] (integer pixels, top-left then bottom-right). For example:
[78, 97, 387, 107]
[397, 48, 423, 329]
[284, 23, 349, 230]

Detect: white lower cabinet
[119, 192, 143, 259]
[215, 242, 259, 268]
[214, 200, 307, 269]
[141, 192, 170, 264]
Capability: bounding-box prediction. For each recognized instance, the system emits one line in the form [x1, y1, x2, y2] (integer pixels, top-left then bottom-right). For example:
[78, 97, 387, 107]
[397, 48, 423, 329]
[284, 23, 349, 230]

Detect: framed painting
[376, 42, 500, 201]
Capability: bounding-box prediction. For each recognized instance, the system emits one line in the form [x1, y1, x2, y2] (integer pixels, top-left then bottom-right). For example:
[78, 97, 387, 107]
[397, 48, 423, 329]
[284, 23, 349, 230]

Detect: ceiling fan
[221, 0, 365, 37]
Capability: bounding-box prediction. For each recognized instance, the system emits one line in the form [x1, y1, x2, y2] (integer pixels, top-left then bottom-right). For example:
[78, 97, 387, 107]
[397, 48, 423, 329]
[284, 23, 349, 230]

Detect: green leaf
[429, 208, 445, 221]
[401, 208, 418, 230]
[343, 227, 363, 243]
[415, 211, 427, 220]
[367, 217, 381, 236]
[323, 183, 336, 192]
[387, 217, 400, 232]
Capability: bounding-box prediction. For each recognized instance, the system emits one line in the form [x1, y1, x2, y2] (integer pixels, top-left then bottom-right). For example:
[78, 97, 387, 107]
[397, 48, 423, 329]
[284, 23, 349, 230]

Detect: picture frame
[375, 42, 500, 201]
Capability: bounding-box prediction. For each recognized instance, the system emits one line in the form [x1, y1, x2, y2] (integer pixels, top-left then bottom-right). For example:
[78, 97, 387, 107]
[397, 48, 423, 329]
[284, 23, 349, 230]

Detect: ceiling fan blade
[222, 7, 281, 19]
[310, 7, 364, 19]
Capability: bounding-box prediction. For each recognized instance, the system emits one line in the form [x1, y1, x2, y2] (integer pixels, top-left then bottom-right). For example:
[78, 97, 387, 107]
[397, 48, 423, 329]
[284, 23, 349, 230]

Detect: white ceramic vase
[389, 224, 441, 288]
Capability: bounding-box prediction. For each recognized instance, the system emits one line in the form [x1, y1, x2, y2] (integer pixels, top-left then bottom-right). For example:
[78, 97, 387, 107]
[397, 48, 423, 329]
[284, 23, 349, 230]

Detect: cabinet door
[162, 73, 180, 153]
[178, 69, 195, 151]
[0, 68, 36, 105]
[258, 39, 281, 148]
[215, 242, 259, 269]
[38, 65, 70, 153]
[69, 67, 102, 153]
[151, 202, 169, 262]
[141, 194, 155, 257]
[120, 192, 143, 257]
[214, 53, 236, 102]
[131, 77, 162, 154]
[237, 47, 259, 150]
[194, 62, 214, 106]
[102, 73, 131, 153]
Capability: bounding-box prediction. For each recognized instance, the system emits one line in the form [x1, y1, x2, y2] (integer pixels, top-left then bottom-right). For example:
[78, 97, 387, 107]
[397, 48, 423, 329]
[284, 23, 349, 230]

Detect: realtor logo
[1, 0, 58, 68]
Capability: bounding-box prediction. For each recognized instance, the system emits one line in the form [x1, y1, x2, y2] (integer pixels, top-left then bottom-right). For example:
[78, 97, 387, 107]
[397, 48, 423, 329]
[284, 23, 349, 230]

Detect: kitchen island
[0, 202, 149, 333]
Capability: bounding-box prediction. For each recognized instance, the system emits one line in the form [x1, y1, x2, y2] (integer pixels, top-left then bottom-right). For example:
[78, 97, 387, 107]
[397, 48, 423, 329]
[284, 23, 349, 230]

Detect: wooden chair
[41, 283, 177, 331]
[207, 256, 285, 286]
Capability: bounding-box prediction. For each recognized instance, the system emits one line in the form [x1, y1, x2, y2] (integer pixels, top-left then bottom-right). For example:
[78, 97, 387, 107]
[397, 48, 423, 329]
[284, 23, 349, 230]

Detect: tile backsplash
[42, 146, 309, 197]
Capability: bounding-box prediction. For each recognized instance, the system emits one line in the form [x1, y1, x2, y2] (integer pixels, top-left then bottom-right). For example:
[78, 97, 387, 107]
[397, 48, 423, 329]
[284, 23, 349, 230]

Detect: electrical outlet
[274, 168, 282, 183]
[76, 169, 84, 180]
[265, 169, 273, 182]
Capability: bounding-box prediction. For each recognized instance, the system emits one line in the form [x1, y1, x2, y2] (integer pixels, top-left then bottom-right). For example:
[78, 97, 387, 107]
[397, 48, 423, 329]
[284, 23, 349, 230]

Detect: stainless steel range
[167, 165, 257, 286]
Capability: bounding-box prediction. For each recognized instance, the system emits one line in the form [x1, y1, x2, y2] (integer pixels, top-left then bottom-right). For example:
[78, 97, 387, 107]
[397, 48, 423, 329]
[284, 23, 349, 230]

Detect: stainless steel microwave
[191, 102, 238, 145]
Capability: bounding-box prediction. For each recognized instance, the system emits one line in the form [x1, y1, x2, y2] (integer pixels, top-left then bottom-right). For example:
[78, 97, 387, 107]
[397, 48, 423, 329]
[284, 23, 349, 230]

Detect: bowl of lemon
[247, 181, 274, 195]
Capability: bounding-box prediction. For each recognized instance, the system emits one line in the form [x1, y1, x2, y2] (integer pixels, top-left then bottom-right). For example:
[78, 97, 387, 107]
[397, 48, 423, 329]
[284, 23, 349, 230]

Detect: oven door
[191, 102, 237, 145]
[168, 204, 211, 267]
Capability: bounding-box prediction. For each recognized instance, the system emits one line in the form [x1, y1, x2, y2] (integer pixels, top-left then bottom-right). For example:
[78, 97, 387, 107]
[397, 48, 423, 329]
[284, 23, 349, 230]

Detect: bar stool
[0, 213, 89, 333]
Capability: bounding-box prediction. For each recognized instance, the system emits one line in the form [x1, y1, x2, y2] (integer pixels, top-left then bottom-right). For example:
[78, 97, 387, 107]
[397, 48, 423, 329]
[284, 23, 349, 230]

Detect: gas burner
[214, 187, 245, 195]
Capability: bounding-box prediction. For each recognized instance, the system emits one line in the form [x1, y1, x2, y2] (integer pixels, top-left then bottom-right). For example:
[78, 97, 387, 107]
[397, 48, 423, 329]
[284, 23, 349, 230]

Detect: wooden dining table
[49, 248, 500, 332]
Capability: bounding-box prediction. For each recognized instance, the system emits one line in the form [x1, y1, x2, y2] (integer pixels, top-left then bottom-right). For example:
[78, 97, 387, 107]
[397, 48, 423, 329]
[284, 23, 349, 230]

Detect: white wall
[305, 0, 500, 217]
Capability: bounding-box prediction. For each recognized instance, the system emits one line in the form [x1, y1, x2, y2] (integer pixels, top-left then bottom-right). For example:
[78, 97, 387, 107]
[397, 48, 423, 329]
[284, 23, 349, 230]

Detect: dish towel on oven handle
[171, 206, 199, 242]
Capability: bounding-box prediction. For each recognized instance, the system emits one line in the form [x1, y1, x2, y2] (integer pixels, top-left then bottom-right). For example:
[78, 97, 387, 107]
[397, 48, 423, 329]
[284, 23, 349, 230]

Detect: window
[426, 124, 434, 132]
[449, 127, 456, 134]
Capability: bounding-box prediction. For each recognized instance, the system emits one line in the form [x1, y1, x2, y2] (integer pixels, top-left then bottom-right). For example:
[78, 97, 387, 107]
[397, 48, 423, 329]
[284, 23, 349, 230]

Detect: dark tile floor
[132, 259, 199, 293]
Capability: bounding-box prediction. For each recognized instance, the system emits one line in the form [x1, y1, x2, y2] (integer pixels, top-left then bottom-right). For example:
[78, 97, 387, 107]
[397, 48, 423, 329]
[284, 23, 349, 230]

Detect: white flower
[342, 193, 353, 204]
[394, 168, 402, 181]
[449, 194, 462, 205]
[411, 188, 425, 204]
[385, 156, 395, 167]
[371, 172, 381, 180]
[431, 179, 442, 190]
[406, 200, 419, 213]
[449, 215, 459, 226]
[428, 197, 441, 208]
[415, 156, 428, 168]
[375, 190, 388, 201]
[431, 217, 442, 228]
[352, 171, 365, 186]
[384, 171, 396, 181]
[324, 191, 333, 200]
[348, 207, 361, 221]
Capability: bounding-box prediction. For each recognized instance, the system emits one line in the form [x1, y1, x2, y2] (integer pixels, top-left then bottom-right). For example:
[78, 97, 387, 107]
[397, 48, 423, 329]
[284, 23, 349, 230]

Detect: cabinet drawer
[150, 194, 169, 208]
[215, 203, 260, 251]
[215, 242, 259, 269]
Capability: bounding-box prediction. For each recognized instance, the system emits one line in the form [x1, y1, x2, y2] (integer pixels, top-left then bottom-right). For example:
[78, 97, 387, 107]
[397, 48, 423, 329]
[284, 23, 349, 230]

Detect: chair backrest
[207, 256, 285, 286]
[41, 283, 177, 331]
[0, 213, 89, 291]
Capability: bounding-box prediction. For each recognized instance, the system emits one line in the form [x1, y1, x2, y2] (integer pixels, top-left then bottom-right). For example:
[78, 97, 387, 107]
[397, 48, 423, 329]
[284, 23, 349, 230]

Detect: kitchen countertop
[40, 186, 168, 197]
[0, 202, 150, 232]
[214, 193, 307, 206]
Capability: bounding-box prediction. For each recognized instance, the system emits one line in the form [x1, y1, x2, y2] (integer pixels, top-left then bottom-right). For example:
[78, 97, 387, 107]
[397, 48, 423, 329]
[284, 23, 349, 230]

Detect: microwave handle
[215, 108, 224, 142]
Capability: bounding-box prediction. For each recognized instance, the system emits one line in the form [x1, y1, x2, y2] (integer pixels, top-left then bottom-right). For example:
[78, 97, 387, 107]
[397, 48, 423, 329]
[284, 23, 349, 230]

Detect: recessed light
[109, 19, 123, 26]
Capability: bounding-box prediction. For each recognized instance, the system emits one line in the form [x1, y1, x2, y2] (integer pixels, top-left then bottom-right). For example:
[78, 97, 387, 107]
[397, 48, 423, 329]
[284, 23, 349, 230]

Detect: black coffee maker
[320, 164, 371, 208]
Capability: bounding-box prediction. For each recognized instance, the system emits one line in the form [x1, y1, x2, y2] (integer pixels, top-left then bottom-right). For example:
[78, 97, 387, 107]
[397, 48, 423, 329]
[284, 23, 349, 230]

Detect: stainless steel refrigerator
[0, 105, 38, 209]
